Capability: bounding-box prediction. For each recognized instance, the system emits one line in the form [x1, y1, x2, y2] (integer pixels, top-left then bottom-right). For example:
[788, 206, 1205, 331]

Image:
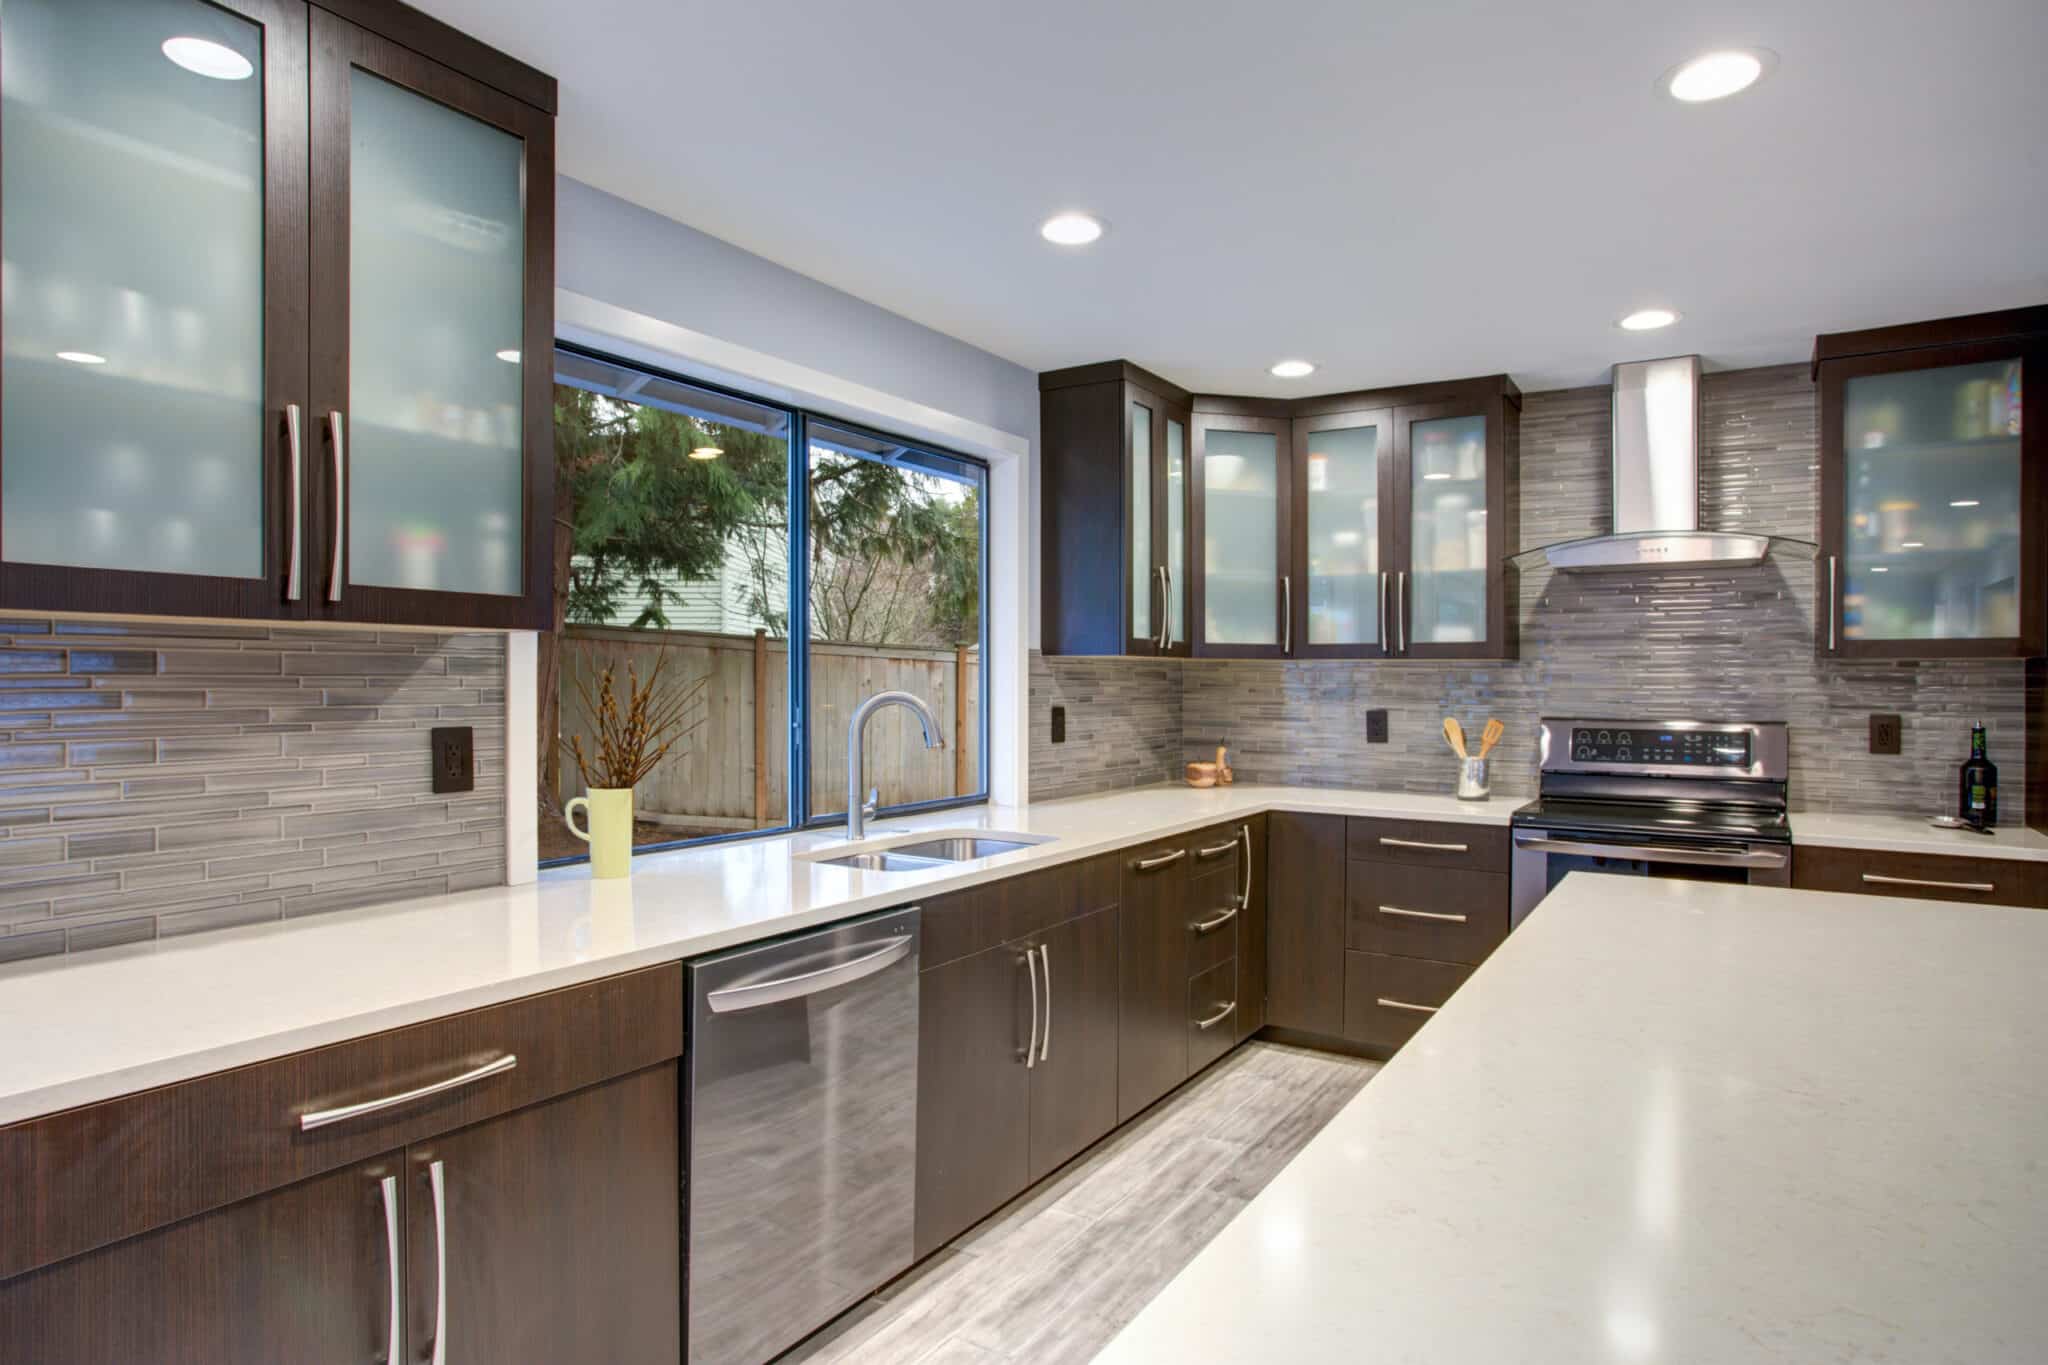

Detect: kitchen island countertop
[1099, 873, 2048, 1363]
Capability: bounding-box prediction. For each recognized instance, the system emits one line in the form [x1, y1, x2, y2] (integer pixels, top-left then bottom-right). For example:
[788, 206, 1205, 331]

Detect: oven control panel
[1568, 726, 1752, 768]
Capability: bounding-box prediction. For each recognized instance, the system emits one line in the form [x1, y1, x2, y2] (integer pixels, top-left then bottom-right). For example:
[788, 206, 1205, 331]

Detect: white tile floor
[780, 1042, 1380, 1364]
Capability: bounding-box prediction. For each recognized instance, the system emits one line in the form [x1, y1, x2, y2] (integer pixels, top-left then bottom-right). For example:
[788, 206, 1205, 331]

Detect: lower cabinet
[1792, 844, 2047, 909]
[1265, 812, 1346, 1035]
[0, 1063, 681, 1365]
[1119, 836, 1193, 1121]
[1343, 953, 1473, 1050]
[1027, 906, 1123, 1181]
[914, 941, 1033, 1256]
[1188, 957, 1239, 1073]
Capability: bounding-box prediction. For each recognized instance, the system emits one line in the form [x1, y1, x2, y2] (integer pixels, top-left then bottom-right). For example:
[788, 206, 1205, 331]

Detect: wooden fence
[558, 626, 981, 830]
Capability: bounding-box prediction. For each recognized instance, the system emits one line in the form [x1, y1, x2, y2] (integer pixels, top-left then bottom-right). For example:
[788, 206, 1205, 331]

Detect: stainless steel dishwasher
[685, 905, 920, 1365]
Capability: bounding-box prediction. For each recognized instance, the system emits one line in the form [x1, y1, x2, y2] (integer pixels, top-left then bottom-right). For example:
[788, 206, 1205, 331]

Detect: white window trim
[505, 289, 1032, 884]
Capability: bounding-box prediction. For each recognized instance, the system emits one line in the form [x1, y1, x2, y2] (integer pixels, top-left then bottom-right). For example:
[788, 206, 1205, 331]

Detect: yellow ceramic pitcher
[565, 787, 634, 879]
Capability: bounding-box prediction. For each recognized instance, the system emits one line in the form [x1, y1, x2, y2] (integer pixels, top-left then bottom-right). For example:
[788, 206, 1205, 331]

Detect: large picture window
[541, 347, 988, 863]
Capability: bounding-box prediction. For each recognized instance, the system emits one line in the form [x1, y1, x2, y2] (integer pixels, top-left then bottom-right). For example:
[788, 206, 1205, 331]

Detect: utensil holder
[1456, 757, 1489, 801]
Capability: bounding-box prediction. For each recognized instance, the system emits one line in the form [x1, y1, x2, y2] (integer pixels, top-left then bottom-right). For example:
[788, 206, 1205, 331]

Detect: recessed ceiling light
[1423, 472, 1453, 481]
[1663, 49, 1773, 103]
[689, 446, 723, 461]
[1900, 541, 1924, 549]
[1871, 566, 1888, 573]
[1269, 359, 1316, 379]
[1617, 308, 1680, 331]
[495, 349, 520, 364]
[1949, 499, 1980, 508]
[1039, 212, 1104, 247]
[56, 350, 107, 365]
[162, 36, 254, 81]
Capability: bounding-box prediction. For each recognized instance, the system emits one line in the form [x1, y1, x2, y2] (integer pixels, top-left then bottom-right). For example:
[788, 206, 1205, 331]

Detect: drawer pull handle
[1022, 947, 1039, 1069]
[1038, 945, 1052, 1063]
[1236, 823, 1252, 910]
[299, 1054, 517, 1132]
[1195, 1000, 1238, 1031]
[1861, 872, 1994, 894]
[1134, 848, 1187, 870]
[428, 1158, 449, 1365]
[1379, 905, 1468, 923]
[1191, 906, 1239, 933]
[1379, 836, 1469, 853]
[1196, 840, 1237, 858]
[1377, 997, 1439, 1015]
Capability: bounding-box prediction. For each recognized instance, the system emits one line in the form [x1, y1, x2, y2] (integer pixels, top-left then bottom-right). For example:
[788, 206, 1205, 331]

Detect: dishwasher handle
[705, 932, 915, 1013]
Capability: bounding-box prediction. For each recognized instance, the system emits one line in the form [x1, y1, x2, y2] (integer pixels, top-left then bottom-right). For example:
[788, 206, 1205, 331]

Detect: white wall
[550, 178, 1040, 808]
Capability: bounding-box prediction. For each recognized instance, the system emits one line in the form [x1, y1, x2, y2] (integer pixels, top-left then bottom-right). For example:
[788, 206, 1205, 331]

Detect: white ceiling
[414, 0, 2048, 395]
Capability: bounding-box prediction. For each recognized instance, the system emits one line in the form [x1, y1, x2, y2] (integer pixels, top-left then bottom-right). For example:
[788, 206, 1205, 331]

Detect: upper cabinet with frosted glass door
[1191, 406, 1291, 659]
[0, 0, 555, 628]
[1388, 380, 1519, 659]
[1040, 362, 1190, 656]
[1815, 308, 2046, 659]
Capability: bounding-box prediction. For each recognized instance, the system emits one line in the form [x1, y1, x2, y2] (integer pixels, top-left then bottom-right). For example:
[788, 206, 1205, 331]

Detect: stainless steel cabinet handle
[1196, 840, 1238, 858]
[1511, 833, 1787, 869]
[1195, 1000, 1237, 1031]
[1827, 555, 1837, 651]
[1037, 945, 1051, 1063]
[299, 1054, 517, 1131]
[379, 1174, 401, 1365]
[1379, 572, 1388, 652]
[326, 409, 346, 602]
[1162, 566, 1174, 650]
[706, 934, 914, 1013]
[1862, 872, 1994, 893]
[1378, 905, 1468, 923]
[1191, 906, 1239, 934]
[428, 1159, 448, 1365]
[1379, 836, 1468, 854]
[284, 404, 303, 602]
[1023, 947, 1039, 1069]
[1377, 997, 1438, 1015]
[1134, 848, 1187, 870]
[1236, 823, 1252, 909]
[1281, 574, 1292, 654]
[1396, 571, 1406, 651]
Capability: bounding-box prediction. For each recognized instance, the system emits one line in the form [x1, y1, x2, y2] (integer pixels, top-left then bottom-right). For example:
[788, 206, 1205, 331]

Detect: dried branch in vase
[563, 650, 709, 791]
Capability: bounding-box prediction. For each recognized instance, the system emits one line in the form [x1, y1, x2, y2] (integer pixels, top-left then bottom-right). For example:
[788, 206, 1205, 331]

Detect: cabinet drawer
[1343, 952, 1472, 1051]
[0, 963, 683, 1280]
[1792, 845, 2046, 909]
[1186, 868, 1241, 976]
[1347, 861, 1509, 964]
[1187, 957, 1239, 1074]
[1188, 823, 1244, 880]
[922, 852, 1121, 968]
[1348, 817, 1508, 873]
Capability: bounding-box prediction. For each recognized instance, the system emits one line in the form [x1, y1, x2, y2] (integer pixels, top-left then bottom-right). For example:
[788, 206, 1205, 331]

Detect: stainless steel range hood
[1539, 354, 1770, 571]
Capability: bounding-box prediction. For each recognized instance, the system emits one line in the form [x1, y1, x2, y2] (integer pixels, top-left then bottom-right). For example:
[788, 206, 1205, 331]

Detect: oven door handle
[1511, 833, 1787, 870]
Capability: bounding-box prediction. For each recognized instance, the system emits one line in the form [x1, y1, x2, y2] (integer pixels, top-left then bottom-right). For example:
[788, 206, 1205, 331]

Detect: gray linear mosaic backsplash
[1034, 364, 2029, 823]
[0, 620, 506, 963]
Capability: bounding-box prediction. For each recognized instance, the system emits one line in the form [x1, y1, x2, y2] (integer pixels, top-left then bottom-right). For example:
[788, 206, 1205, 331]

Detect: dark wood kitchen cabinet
[1264, 811, 1346, 1036]
[1191, 409, 1293, 658]
[1040, 361, 1193, 655]
[1119, 835, 1193, 1120]
[1814, 306, 2048, 658]
[914, 854, 1123, 1255]
[0, 965, 684, 1363]
[0, 0, 555, 630]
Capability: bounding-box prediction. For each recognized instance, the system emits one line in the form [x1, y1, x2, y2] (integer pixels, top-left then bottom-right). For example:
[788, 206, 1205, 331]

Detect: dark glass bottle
[1959, 722, 1998, 829]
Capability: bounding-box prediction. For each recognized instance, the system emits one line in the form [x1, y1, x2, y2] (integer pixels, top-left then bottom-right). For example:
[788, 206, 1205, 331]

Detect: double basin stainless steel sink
[809, 831, 1052, 874]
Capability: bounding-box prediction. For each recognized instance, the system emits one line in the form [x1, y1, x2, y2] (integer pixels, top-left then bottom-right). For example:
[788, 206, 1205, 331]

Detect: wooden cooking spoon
[1442, 717, 1468, 759]
[1477, 718, 1505, 759]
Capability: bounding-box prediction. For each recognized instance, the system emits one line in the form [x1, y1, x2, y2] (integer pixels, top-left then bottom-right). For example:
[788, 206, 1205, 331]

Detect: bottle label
[1969, 784, 1987, 811]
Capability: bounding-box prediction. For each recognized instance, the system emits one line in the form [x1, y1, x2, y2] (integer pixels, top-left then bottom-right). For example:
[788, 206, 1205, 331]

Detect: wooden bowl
[1184, 762, 1219, 788]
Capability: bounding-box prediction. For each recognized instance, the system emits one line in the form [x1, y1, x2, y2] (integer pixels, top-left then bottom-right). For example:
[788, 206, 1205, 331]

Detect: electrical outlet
[431, 726, 475, 793]
[1050, 705, 1067, 744]
[1869, 713, 1902, 756]
[1366, 709, 1389, 743]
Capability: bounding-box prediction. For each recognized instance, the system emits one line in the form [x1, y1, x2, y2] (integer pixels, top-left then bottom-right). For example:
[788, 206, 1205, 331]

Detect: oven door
[1509, 829, 1791, 925]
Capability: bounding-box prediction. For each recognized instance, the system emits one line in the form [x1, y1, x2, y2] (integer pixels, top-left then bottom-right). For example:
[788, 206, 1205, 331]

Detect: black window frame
[543, 342, 992, 868]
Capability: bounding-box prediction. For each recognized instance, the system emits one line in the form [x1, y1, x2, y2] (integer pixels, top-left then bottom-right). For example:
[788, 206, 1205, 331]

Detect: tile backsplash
[0, 620, 505, 962]
[1034, 363, 2030, 823]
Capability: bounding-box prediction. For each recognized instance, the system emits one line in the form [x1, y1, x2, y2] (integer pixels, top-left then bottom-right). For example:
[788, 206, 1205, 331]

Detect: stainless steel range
[1510, 718, 1791, 923]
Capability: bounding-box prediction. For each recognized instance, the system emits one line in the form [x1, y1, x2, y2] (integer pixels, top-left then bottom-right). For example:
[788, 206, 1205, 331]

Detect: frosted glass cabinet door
[1299, 419, 1384, 651]
[1197, 419, 1288, 654]
[1128, 400, 1153, 647]
[1405, 413, 1490, 648]
[1837, 356, 2025, 645]
[311, 11, 550, 625]
[0, 0, 305, 613]
[1165, 417, 1187, 649]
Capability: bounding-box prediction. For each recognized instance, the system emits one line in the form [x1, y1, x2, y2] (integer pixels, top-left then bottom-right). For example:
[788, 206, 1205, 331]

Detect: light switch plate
[1050, 705, 1067, 744]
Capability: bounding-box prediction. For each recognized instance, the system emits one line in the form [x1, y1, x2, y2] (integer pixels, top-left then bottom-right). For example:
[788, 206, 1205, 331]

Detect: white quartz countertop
[1788, 810, 2048, 861]
[0, 784, 1517, 1125]
[1099, 874, 2048, 1364]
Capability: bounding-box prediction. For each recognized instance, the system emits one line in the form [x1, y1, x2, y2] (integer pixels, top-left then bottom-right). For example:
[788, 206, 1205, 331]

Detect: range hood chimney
[1539, 355, 1769, 571]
